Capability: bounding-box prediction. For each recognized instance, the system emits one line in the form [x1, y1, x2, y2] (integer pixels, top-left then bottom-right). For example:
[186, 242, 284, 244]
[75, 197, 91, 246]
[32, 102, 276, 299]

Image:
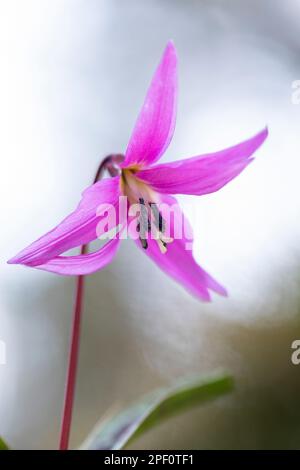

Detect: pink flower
[8, 41, 268, 301]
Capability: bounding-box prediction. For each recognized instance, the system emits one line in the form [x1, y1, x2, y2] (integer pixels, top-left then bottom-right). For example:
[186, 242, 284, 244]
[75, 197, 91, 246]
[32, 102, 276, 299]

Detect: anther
[160, 239, 167, 248]
[139, 237, 148, 250]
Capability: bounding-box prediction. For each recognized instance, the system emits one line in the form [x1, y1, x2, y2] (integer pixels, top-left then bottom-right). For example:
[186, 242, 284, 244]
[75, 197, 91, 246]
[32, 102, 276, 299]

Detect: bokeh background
[1, 0, 300, 449]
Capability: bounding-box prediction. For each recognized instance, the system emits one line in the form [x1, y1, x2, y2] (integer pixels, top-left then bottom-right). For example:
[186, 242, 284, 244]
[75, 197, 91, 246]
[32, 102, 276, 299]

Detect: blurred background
[1, 0, 300, 449]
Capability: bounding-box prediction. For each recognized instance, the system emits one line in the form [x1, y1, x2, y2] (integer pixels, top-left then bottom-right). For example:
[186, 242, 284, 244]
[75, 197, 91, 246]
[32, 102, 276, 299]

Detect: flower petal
[8, 176, 121, 266]
[123, 41, 177, 168]
[136, 128, 268, 195]
[131, 195, 227, 301]
[33, 236, 121, 275]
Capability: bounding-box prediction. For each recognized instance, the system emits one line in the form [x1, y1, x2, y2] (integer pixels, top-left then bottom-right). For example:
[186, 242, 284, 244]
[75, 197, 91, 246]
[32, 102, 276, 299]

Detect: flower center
[121, 169, 173, 253]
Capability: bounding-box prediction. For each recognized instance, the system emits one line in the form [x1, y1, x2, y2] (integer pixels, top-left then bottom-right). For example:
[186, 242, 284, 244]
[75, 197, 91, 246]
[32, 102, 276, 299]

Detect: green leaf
[0, 436, 9, 450]
[80, 372, 234, 450]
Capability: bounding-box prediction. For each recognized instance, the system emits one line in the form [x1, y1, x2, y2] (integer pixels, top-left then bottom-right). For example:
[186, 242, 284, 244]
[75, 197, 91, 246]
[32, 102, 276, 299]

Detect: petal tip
[210, 283, 228, 298]
[260, 125, 269, 141]
[254, 126, 269, 148]
[163, 40, 177, 63]
[7, 256, 18, 265]
[193, 289, 211, 302]
[219, 286, 229, 298]
[165, 39, 176, 51]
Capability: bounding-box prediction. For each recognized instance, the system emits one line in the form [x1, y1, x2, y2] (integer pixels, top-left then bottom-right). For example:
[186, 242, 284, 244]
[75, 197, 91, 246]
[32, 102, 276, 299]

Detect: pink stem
[58, 155, 123, 450]
[59, 246, 86, 450]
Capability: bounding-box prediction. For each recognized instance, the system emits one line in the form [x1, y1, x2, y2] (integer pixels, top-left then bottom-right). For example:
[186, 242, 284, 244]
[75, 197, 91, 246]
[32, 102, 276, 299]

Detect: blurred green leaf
[80, 372, 234, 450]
[0, 437, 9, 450]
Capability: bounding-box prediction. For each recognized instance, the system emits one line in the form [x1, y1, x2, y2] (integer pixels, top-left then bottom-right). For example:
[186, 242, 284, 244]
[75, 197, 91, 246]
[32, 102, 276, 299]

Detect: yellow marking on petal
[121, 169, 158, 204]
[125, 164, 143, 173]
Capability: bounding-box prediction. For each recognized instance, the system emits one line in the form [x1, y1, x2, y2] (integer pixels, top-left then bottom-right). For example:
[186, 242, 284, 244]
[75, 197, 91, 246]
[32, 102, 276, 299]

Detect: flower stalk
[59, 156, 122, 450]
[59, 245, 86, 450]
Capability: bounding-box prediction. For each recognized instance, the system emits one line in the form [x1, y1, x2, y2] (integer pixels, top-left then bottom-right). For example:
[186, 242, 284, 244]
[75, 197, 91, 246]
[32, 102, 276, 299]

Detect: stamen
[150, 203, 165, 233]
[139, 237, 148, 250]
[122, 172, 172, 252]
[158, 239, 167, 254]
[138, 198, 150, 250]
[148, 202, 173, 253]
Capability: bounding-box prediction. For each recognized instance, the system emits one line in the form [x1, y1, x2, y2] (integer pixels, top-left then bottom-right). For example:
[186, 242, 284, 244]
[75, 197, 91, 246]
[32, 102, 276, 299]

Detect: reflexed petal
[8, 176, 121, 266]
[123, 41, 177, 168]
[136, 128, 268, 195]
[132, 195, 227, 301]
[33, 236, 121, 275]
